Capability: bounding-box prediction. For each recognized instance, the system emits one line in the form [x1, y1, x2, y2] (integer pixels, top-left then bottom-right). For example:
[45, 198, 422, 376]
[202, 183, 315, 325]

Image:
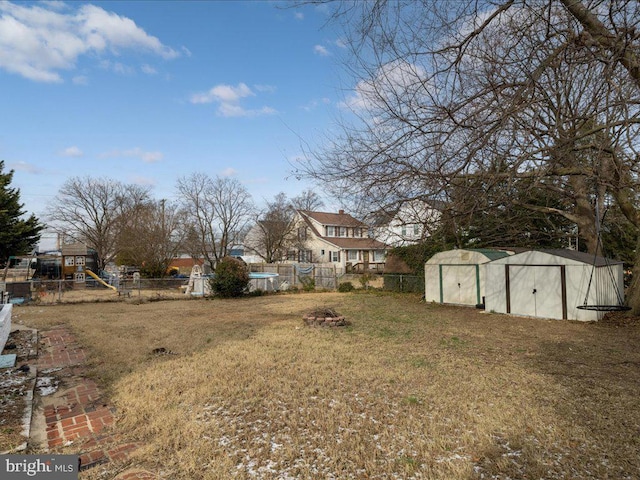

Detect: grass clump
[338, 281, 355, 292]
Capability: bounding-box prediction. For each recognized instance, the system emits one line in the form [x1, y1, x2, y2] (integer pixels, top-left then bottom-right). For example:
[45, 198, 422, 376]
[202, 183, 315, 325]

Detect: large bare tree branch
[561, 0, 640, 89]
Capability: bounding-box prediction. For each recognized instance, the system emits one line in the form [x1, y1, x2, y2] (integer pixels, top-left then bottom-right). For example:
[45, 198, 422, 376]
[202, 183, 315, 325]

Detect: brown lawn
[11, 291, 640, 479]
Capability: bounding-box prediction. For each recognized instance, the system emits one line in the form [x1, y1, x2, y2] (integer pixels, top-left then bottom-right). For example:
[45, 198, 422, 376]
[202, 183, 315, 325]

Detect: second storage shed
[484, 249, 625, 321]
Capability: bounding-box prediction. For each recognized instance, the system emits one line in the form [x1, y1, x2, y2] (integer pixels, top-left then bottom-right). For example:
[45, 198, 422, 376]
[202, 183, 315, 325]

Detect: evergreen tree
[0, 161, 44, 265]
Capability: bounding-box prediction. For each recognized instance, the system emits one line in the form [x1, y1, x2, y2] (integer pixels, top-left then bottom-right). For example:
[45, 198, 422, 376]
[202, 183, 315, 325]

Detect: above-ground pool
[248, 272, 280, 292]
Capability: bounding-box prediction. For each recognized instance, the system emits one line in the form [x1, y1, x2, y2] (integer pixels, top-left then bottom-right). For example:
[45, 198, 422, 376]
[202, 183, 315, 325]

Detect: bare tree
[176, 173, 254, 271]
[298, 0, 640, 308]
[244, 193, 299, 263]
[291, 189, 325, 211]
[47, 177, 151, 270]
[117, 199, 187, 277]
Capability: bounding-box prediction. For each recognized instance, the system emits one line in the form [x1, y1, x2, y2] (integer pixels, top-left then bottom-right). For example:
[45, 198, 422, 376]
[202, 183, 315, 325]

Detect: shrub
[298, 276, 316, 292]
[359, 273, 372, 289]
[338, 281, 355, 292]
[210, 257, 250, 298]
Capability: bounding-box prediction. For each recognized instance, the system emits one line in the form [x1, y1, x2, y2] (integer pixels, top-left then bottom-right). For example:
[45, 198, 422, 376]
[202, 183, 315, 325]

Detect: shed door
[441, 265, 478, 305]
[508, 265, 564, 319]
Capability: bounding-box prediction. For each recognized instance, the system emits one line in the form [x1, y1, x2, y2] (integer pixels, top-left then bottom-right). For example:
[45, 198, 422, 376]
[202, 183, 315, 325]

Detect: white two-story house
[373, 200, 443, 247]
[293, 210, 389, 273]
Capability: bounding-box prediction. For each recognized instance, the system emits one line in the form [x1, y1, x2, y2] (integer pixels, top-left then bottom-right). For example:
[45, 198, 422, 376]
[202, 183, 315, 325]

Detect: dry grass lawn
[12, 291, 640, 479]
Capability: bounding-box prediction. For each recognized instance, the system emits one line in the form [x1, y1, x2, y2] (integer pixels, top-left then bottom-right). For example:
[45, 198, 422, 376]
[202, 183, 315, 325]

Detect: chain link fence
[5, 278, 189, 305]
[382, 275, 424, 293]
[1, 268, 424, 305]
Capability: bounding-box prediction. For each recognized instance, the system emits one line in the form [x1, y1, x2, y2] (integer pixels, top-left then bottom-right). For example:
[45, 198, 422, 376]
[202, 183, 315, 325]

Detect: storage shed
[484, 249, 625, 321]
[424, 249, 512, 307]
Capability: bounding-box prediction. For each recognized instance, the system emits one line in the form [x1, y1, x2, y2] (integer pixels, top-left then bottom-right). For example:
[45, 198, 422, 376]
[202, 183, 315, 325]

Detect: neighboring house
[243, 209, 389, 272]
[373, 200, 443, 247]
[294, 210, 389, 272]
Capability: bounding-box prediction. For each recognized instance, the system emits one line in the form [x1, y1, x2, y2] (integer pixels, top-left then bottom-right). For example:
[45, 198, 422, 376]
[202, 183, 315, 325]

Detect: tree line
[0, 158, 328, 277]
[41, 174, 324, 278]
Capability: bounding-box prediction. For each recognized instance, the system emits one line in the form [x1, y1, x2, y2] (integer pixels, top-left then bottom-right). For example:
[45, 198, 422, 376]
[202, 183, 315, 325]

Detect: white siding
[424, 249, 505, 306]
[485, 250, 625, 321]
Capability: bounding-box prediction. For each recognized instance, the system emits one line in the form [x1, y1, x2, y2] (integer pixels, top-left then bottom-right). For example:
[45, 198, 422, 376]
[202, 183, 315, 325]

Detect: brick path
[36, 326, 157, 479]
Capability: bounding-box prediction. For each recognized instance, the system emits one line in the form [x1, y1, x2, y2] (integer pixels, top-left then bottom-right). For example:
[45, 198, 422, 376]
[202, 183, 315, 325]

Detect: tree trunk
[569, 175, 599, 254]
[625, 238, 640, 315]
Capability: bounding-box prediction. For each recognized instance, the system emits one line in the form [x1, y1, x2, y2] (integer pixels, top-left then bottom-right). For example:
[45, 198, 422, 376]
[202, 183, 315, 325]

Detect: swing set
[577, 207, 630, 312]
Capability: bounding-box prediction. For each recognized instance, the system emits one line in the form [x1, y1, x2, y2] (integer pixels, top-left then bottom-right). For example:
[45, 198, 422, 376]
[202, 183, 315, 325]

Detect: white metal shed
[484, 249, 625, 321]
[424, 249, 512, 307]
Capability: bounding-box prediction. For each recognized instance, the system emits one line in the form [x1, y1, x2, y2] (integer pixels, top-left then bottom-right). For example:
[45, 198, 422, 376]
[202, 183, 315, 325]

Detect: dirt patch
[1, 328, 38, 452]
[599, 310, 640, 327]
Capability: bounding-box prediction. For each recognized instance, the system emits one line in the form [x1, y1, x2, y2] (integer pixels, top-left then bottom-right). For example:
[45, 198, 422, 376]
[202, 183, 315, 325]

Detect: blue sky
[0, 1, 350, 228]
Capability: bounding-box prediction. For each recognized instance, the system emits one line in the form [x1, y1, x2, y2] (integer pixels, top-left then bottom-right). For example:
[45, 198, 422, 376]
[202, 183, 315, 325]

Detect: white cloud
[141, 64, 157, 75]
[218, 104, 276, 118]
[335, 38, 347, 48]
[340, 60, 428, 112]
[60, 145, 83, 157]
[100, 147, 163, 163]
[301, 97, 331, 112]
[220, 167, 237, 177]
[313, 45, 330, 56]
[99, 59, 135, 75]
[191, 83, 253, 104]
[8, 161, 42, 174]
[72, 74, 88, 85]
[253, 84, 276, 93]
[130, 175, 157, 186]
[294, 12, 304, 20]
[190, 82, 277, 118]
[0, 1, 179, 83]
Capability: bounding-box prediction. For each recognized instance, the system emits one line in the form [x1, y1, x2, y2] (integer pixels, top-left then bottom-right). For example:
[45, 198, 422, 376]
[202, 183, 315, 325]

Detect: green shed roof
[467, 249, 512, 261]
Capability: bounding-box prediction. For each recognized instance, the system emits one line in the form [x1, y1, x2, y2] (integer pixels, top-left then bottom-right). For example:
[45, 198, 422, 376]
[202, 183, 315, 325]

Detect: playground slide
[85, 269, 117, 291]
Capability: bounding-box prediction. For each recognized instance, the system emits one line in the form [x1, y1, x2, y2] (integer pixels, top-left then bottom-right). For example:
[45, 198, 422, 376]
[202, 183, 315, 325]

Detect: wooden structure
[61, 242, 89, 289]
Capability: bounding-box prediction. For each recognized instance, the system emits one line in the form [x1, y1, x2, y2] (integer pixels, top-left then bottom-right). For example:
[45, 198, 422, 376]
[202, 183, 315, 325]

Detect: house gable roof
[299, 210, 368, 228]
[297, 210, 388, 250]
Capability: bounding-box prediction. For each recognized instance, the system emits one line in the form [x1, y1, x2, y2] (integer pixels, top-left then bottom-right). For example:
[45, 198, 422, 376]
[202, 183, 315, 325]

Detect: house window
[299, 250, 312, 262]
[331, 251, 341, 262]
[339, 227, 346, 237]
[298, 227, 307, 241]
[401, 226, 407, 236]
[413, 224, 420, 235]
[326, 226, 335, 237]
[373, 250, 386, 262]
[348, 250, 358, 261]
